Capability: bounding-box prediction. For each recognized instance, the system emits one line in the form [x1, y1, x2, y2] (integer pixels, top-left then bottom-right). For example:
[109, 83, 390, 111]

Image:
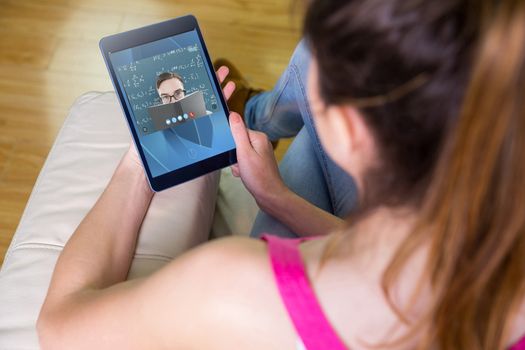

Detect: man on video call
[156, 72, 212, 114]
[156, 71, 213, 149]
[157, 72, 187, 105]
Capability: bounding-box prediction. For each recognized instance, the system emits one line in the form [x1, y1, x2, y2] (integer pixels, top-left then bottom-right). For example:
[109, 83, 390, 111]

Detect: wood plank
[0, 31, 58, 69]
[0, 140, 14, 180]
[0, 0, 122, 40]
[48, 38, 115, 76]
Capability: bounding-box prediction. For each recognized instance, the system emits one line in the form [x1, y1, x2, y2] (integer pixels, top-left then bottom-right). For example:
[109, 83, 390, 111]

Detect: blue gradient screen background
[109, 29, 235, 177]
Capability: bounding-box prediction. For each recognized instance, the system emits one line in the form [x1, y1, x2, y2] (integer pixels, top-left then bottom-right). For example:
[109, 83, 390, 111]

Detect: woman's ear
[319, 104, 374, 176]
[307, 60, 377, 182]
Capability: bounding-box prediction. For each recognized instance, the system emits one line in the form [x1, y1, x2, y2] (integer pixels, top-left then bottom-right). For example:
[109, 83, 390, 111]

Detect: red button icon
[189, 112, 195, 118]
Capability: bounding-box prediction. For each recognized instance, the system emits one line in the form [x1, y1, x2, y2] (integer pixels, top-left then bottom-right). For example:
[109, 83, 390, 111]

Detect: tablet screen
[108, 29, 235, 178]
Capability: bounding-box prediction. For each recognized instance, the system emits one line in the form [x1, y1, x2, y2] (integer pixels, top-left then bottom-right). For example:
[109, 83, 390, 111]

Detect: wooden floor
[0, 0, 300, 266]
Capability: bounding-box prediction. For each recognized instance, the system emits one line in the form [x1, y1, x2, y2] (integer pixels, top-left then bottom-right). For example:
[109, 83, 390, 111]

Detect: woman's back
[276, 234, 525, 349]
[200, 228, 525, 349]
[210, 228, 525, 349]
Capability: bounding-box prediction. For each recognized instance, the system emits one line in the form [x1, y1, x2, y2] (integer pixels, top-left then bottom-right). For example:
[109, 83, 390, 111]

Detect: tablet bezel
[99, 15, 237, 192]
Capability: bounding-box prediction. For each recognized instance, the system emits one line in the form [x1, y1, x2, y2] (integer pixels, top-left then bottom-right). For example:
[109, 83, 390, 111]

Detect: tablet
[99, 15, 236, 192]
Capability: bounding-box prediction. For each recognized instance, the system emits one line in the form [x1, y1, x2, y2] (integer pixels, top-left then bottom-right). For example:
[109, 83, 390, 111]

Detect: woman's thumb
[229, 112, 251, 155]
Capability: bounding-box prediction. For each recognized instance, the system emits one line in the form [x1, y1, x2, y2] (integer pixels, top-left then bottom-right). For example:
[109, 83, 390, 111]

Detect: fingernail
[231, 113, 240, 124]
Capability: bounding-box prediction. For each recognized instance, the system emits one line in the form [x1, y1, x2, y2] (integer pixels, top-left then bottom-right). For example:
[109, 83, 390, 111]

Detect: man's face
[158, 78, 185, 104]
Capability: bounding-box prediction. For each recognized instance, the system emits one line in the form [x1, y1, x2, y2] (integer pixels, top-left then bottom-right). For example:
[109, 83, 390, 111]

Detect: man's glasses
[161, 89, 186, 103]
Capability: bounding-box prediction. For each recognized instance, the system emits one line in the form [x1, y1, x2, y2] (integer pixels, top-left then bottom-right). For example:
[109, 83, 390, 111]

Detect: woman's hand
[229, 112, 288, 208]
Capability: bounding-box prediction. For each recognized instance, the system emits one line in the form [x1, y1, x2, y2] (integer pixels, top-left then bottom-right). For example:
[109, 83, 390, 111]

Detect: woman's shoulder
[159, 235, 298, 349]
[194, 234, 328, 271]
[190, 236, 269, 272]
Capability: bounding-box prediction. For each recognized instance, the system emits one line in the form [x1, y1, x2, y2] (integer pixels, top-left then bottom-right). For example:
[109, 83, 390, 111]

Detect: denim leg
[244, 40, 311, 141]
[250, 127, 332, 238]
[249, 126, 359, 238]
[298, 78, 359, 221]
[248, 40, 359, 238]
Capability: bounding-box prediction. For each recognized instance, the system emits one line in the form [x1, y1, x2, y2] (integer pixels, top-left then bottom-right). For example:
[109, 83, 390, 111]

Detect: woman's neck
[336, 206, 419, 266]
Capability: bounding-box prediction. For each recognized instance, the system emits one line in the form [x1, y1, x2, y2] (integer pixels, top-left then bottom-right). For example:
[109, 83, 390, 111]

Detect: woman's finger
[223, 81, 236, 101]
[229, 112, 253, 157]
[216, 66, 229, 84]
[231, 164, 240, 177]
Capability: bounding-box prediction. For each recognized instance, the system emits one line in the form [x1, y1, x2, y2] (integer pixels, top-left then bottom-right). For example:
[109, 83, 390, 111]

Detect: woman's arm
[257, 185, 346, 236]
[37, 148, 154, 348]
[229, 113, 345, 236]
[41, 65, 235, 298]
[40, 147, 152, 300]
[40, 74, 241, 304]
[37, 67, 240, 348]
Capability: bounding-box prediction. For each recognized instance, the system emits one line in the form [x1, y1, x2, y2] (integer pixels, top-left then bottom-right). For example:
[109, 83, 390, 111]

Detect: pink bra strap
[261, 235, 525, 350]
[262, 234, 347, 350]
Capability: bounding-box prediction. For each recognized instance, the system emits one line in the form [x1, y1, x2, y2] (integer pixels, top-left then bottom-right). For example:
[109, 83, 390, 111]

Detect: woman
[37, 0, 525, 349]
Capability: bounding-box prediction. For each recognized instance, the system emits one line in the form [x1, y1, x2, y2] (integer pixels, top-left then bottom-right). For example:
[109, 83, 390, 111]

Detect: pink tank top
[261, 234, 525, 350]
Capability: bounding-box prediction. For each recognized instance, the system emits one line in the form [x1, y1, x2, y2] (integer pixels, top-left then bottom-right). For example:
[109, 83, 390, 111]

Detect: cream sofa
[0, 91, 258, 349]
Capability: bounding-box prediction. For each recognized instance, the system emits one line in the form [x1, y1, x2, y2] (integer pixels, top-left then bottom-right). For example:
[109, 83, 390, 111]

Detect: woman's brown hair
[305, 0, 525, 348]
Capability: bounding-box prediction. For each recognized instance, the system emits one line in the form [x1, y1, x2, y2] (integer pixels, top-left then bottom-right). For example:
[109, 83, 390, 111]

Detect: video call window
[108, 29, 235, 178]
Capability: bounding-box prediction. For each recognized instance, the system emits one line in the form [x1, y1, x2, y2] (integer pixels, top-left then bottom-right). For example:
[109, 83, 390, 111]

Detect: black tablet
[100, 15, 236, 192]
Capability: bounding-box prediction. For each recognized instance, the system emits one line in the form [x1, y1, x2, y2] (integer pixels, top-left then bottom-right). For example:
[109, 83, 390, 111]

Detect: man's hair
[156, 72, 184, 90]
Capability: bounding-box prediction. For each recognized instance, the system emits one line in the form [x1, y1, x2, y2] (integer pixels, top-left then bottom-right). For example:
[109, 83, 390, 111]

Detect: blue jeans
[245, 40, 358, 238]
